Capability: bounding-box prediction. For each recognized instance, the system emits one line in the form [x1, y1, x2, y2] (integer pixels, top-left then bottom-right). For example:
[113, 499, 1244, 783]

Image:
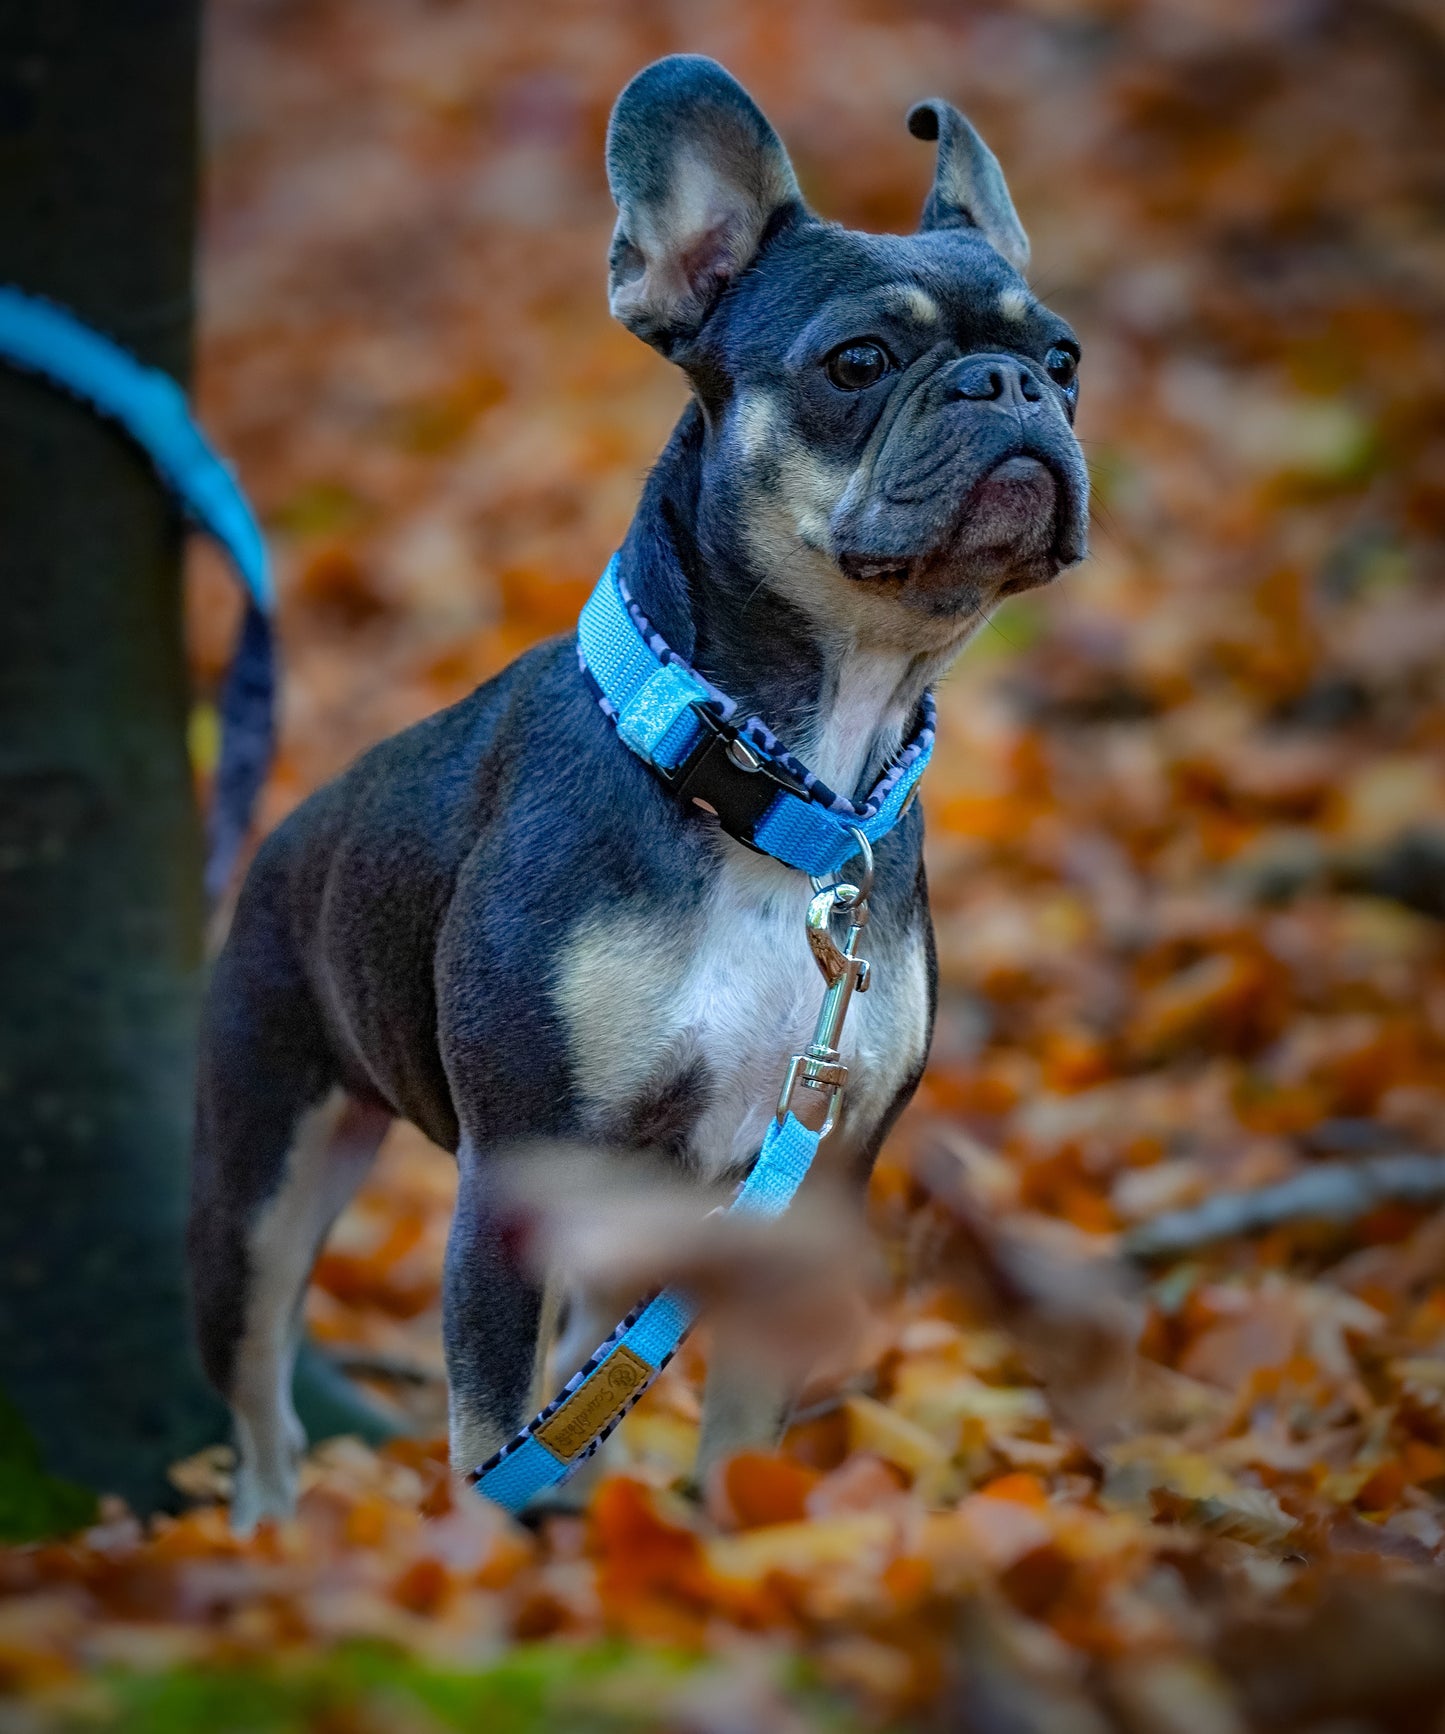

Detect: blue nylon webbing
[577, 567, 707, 771]
[478, 1435, 571, 1511]
[752, 746, 928, 875]
[0, 287, 275, 898]
[470, 1110, 822, 1513]
[0, 289, 271, 609]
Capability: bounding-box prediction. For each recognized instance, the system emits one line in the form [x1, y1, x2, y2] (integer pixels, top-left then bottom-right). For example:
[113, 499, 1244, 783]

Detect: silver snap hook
[809, 826, 874, 913]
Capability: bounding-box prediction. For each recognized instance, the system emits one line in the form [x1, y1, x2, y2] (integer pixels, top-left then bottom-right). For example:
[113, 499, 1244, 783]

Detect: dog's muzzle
[830, 349, 1090, 600]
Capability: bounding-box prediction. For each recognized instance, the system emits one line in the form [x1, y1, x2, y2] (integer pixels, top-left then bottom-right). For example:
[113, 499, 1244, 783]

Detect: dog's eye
[1045, 343, 1080, 390]
[825, 341, 891, 392]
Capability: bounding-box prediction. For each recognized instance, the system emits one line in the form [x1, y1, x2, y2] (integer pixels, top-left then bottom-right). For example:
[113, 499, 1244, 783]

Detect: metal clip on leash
[777, 829, 875, 1139]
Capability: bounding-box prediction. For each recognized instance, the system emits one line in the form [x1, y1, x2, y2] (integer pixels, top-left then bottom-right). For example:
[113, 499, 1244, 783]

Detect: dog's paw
[228, 1421, 304, 1536]
[228, 1465, 299, 1537]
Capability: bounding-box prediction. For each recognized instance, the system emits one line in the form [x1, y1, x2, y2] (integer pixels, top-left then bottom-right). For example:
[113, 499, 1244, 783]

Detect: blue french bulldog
[188, 54, 1088, 1530]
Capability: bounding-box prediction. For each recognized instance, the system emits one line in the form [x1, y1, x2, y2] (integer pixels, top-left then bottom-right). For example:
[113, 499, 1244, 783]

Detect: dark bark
[0, 0, 224, 1512]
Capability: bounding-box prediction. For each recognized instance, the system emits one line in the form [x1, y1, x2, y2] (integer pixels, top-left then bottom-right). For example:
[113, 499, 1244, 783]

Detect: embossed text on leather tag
[535, 1343, 651, 1460]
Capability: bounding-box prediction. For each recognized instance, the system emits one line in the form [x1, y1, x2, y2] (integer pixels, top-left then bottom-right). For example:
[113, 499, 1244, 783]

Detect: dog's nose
[947, 354, 1043, 409]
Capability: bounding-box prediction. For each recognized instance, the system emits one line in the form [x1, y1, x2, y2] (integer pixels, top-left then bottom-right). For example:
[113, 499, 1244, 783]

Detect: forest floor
[3, 0, 1445, 1728]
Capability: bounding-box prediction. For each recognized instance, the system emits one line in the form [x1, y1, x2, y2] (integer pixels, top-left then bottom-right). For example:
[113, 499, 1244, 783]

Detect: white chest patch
[800, 642, 916, 801]
[554, 847, 929, 1181]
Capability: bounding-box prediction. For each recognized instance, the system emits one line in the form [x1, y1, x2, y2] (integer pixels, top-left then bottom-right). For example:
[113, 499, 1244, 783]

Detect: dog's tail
[205, 601, 277, 905]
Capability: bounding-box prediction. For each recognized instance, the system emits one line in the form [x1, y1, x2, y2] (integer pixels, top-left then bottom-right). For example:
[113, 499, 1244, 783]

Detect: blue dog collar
[577, 559, 933, 876]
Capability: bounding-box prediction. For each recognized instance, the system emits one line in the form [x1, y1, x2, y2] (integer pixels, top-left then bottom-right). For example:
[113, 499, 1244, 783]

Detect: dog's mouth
[835, 554, 914, 585]
[836, 455, 1079, 600]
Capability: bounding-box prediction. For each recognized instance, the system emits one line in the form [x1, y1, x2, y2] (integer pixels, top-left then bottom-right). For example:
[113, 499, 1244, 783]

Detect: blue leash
[474, 567, 922, 1515]
[0, 287, 275, 900]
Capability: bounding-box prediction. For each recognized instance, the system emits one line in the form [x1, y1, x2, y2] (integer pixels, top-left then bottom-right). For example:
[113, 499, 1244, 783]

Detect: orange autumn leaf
[710, 1452, 822, 1530]
[976, 1472, 1051, 1510]
[1125, 950, 1279, 1063]
[589, 1478, 713, 1621]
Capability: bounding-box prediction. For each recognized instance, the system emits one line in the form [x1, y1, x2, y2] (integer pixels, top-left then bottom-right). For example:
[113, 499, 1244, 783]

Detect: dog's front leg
[443, 1138, 552, 1477]
[695, 1320, 797, 1487]
[695, 1164, 877, 1487]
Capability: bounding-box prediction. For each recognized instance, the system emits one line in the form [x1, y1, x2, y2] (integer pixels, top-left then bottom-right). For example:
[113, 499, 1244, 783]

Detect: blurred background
[3, 0, 1445, 1727]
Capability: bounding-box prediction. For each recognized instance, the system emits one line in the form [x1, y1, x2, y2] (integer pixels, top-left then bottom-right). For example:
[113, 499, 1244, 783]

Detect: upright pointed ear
[906, 100, 1030, 274]
[606, 56, 803, 356]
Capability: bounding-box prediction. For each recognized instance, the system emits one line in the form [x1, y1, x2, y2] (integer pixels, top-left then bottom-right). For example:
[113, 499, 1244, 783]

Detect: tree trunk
[0, 0, 225, 1512]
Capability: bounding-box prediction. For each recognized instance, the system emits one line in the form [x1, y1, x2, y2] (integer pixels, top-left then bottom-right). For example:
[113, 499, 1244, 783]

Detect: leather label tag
[536, 1343, 651, 1461]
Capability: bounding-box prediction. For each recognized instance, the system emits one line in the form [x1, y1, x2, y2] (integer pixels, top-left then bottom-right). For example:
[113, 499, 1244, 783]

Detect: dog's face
[606, 57, 1089, 649]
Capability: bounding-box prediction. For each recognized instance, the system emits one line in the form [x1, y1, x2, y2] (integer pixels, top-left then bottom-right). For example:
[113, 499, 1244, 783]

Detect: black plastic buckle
[656, 703, 806, 852]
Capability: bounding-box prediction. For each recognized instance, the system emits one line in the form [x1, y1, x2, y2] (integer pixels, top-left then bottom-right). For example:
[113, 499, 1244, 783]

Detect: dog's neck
[616, 404, 933, 802]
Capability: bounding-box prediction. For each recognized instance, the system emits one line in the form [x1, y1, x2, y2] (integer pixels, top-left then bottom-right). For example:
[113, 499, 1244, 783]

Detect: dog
[188, 54, 1088, 1532]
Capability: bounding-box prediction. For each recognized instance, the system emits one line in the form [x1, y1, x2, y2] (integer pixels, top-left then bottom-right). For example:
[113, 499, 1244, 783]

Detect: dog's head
[607, 56, 1088, 650]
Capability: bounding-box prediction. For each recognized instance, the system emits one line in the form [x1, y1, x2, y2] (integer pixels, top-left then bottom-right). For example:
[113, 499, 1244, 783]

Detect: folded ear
[906, 100, 1030, 274]
[606, 56, 803, 356]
